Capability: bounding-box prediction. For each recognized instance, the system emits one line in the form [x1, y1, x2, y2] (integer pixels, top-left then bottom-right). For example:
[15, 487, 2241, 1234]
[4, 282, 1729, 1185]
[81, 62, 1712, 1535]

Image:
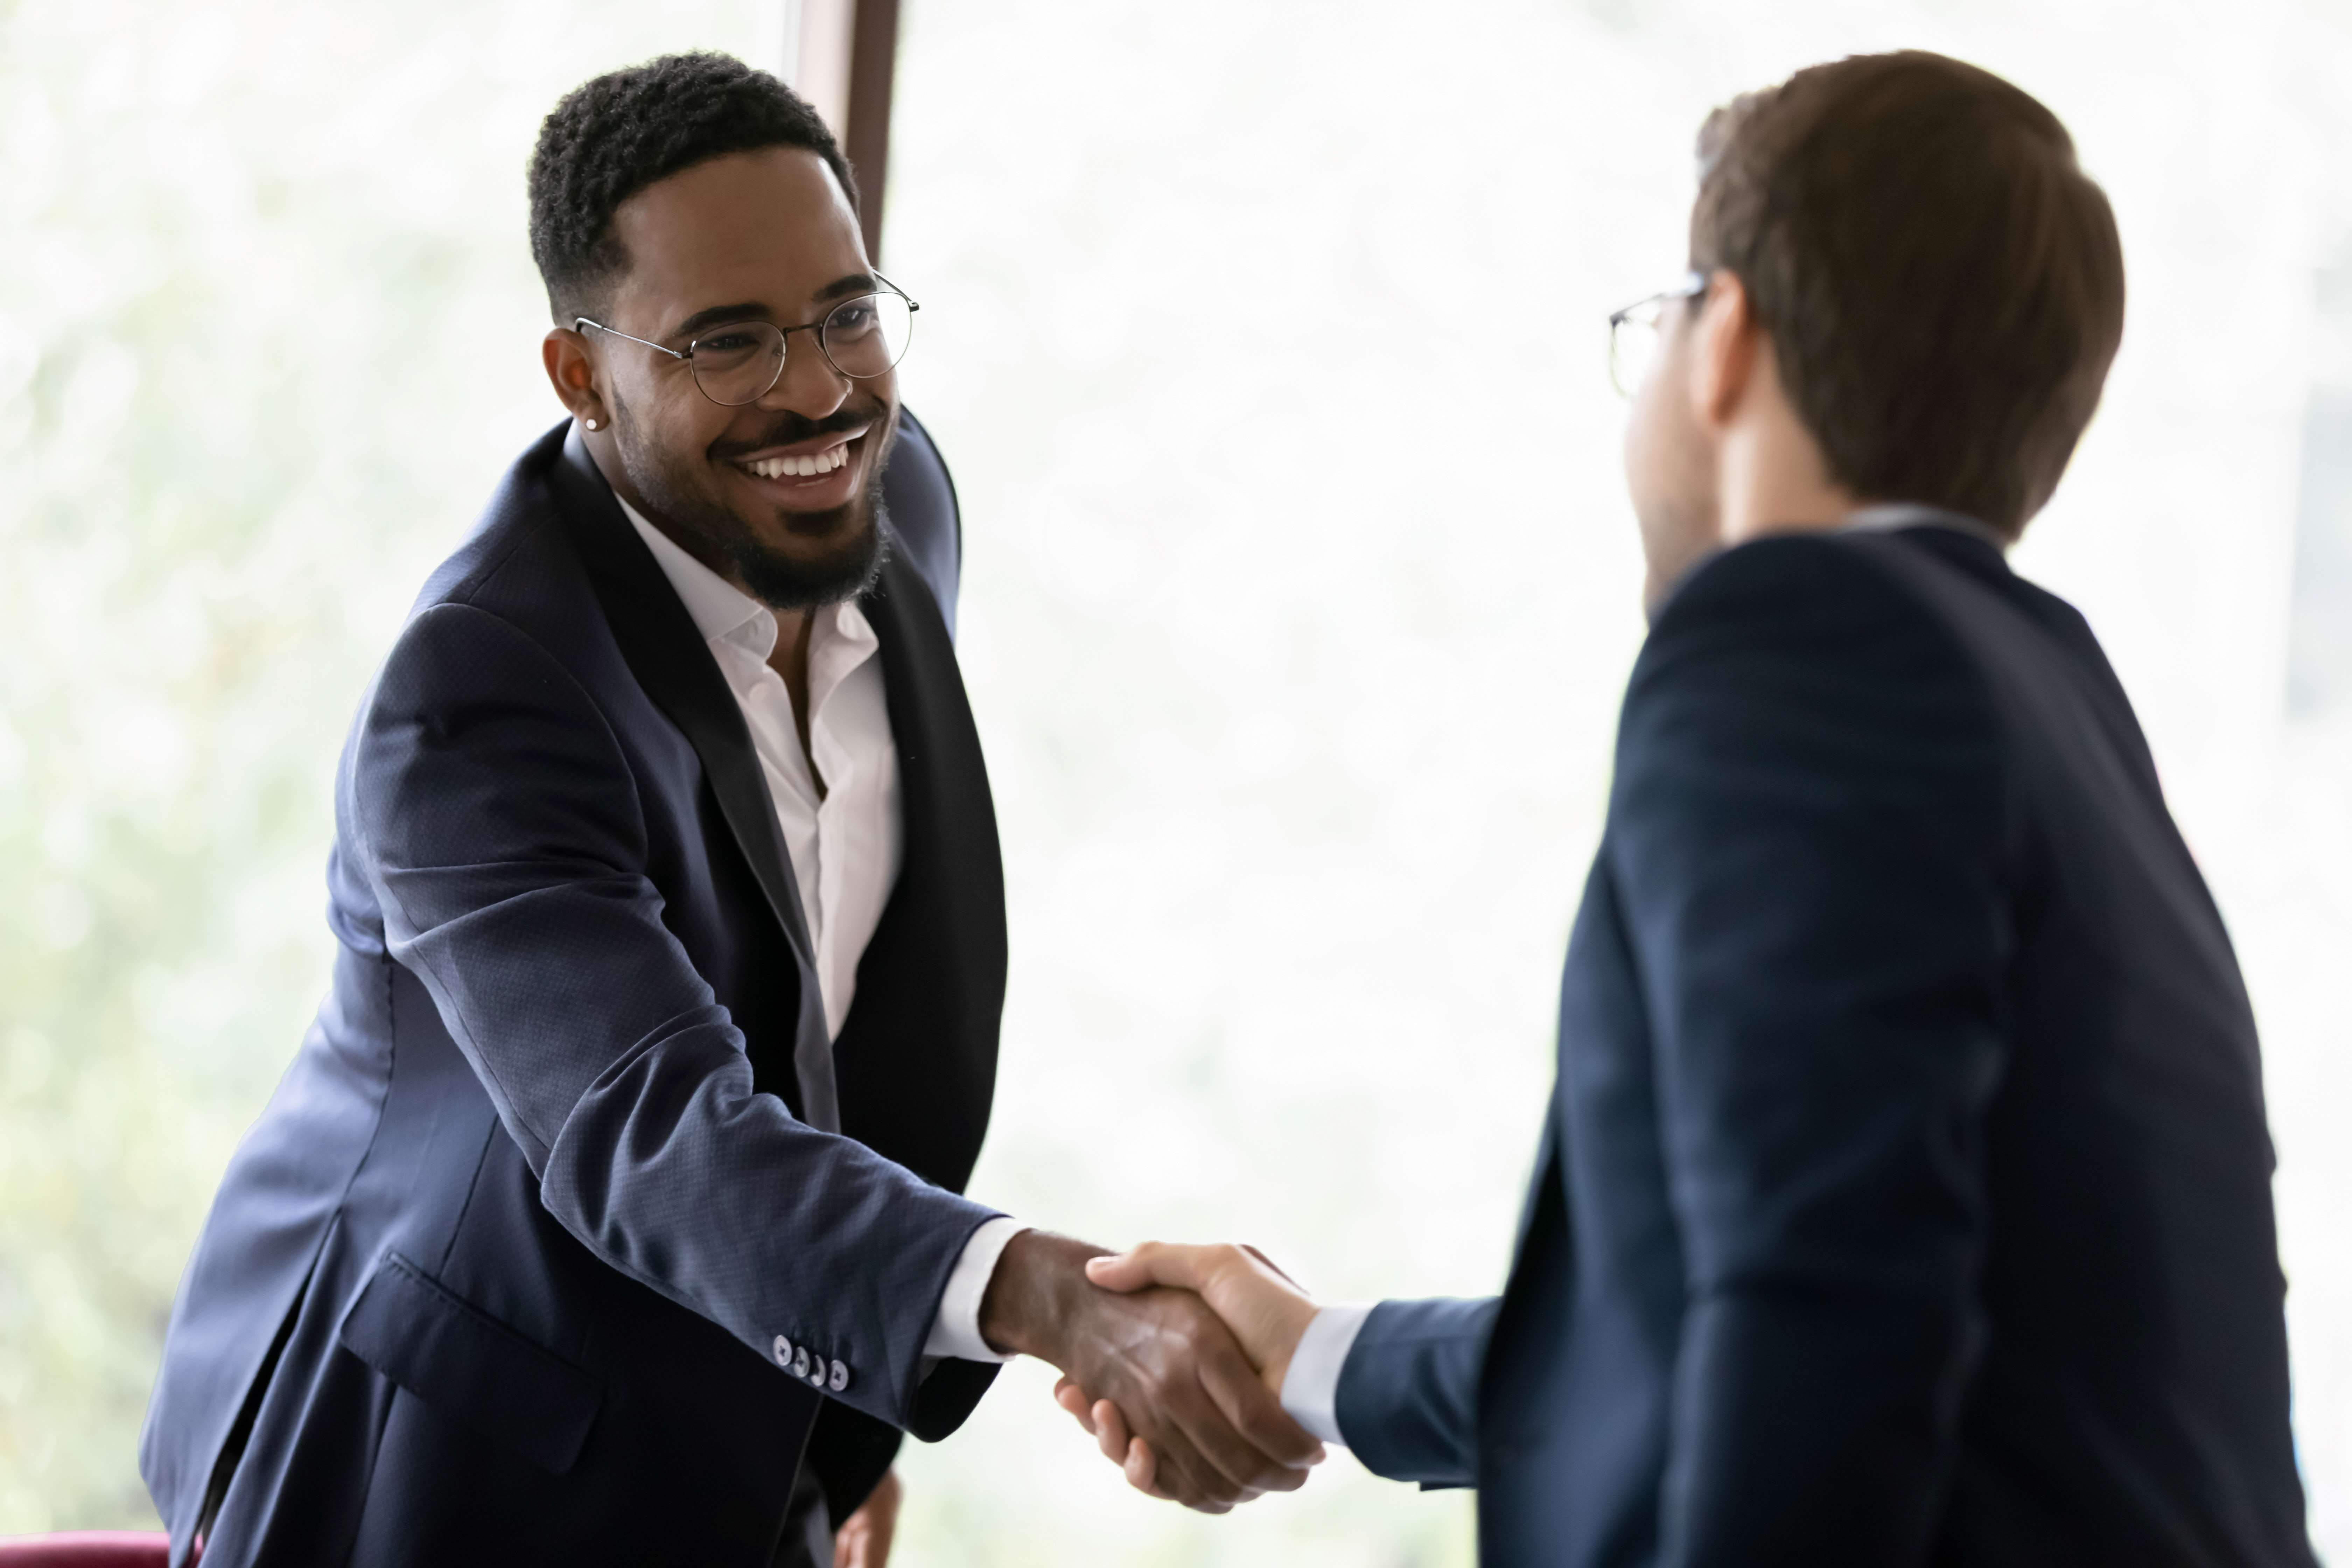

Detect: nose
[757, 328, 850, 419]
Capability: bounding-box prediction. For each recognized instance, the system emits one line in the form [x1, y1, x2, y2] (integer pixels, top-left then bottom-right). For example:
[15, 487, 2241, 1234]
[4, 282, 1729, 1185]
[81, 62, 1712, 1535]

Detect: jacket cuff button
[828, 1361, 850, 1392]
[772, 1336, 793, 1369]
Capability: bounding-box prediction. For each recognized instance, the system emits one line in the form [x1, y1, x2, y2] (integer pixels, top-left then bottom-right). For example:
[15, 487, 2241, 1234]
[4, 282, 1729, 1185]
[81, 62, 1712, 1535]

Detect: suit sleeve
[1612, 538, 2007, 1564]
[350, 601, 999, 1439]
[1332, 1296, 1502, 1486]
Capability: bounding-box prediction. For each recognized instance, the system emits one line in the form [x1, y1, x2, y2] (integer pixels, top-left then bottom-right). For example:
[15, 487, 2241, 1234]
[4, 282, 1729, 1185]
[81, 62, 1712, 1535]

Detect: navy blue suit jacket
[1336, 526, 2314, 1567]
[140, 414, 1005, 1566]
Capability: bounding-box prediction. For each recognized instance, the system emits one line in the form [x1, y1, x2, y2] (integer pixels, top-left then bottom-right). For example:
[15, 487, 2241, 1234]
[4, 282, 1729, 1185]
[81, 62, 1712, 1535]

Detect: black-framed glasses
[1607, 272, 1708, 398]
[576, 276, 919, 407]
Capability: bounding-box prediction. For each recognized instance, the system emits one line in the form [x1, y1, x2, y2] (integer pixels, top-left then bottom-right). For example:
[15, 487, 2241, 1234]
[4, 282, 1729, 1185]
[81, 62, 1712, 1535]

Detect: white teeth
[745, 446, 849, 481]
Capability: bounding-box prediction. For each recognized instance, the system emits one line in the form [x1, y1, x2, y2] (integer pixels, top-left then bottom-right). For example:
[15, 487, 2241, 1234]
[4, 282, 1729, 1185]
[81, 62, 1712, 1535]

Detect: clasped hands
[976, 1230, 1326, 1512]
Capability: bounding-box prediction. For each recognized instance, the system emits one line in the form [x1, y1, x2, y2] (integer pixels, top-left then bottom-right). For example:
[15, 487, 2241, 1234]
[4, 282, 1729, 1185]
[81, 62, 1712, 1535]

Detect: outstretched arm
[356, 602, 995, 1437]
[358, 603, 1321, 1507]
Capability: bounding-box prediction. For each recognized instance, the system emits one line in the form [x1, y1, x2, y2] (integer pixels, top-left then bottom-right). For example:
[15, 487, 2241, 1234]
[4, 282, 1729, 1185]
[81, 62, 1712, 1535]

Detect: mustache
[706, 400, 891, 461]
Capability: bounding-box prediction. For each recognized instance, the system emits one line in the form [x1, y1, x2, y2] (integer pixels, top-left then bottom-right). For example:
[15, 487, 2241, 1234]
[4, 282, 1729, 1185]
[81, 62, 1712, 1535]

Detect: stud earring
[585, 418, 600, 430]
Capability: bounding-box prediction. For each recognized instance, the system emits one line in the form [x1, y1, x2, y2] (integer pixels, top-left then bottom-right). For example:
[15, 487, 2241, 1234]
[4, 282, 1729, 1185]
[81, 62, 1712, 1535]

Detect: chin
[733, 490, 889, 610]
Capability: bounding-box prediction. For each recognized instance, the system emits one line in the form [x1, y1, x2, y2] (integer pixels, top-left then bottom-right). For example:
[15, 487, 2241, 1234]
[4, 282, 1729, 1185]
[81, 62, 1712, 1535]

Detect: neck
[1715, 404, 1864, 548]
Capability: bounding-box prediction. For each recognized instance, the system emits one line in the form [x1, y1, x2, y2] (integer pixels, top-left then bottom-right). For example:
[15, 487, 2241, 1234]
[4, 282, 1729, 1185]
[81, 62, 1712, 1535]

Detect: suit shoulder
[1640, 532, 1986, 692]
[1624, 533, 2000, 798]
[880, 407, 963, 636]
[1655, 531, 1962, 637]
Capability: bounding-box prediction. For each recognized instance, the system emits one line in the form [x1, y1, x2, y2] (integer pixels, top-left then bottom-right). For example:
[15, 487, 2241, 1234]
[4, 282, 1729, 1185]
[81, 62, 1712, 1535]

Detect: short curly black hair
[527, 52, 856, 322]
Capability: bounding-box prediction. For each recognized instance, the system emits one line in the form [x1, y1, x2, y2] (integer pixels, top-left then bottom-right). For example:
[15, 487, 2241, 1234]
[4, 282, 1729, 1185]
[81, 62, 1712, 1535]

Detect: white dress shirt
[1274, 503, 2011, 1449]
[616, 488, 1023, 1365]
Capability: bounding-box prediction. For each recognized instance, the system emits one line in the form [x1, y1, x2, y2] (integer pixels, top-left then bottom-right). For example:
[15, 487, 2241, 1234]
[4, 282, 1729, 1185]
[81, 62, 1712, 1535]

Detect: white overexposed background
[4, 1, 2350, 1563]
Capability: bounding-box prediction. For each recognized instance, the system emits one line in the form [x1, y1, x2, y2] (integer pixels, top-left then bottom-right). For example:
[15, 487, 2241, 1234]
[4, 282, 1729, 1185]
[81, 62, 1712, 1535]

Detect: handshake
[976, 1230, 1332, 1512]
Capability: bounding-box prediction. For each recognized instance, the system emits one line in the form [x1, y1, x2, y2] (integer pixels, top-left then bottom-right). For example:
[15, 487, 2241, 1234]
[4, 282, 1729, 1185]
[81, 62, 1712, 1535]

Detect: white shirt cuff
[1278, 1301, 1374, 1448]
[922, 1216, 1029, 1363]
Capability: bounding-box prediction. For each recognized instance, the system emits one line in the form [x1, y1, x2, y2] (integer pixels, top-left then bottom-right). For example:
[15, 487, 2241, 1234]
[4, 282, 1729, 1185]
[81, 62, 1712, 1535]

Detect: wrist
[976, 1230, 1106, 1363]
[1257, 1296, 1321, 1393]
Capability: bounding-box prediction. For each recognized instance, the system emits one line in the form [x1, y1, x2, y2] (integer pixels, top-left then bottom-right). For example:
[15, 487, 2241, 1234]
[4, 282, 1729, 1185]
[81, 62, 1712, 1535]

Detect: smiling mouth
[738, 444, 852, 480]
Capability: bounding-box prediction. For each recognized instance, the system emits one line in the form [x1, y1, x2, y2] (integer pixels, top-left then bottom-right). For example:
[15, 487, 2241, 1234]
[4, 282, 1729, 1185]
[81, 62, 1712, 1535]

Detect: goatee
[617, 395, 895, 611]
[722, 467, 891, 611]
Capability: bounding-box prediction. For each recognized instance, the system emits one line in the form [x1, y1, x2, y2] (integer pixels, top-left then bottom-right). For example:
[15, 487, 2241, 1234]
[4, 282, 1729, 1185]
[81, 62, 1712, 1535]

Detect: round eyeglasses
[1607, 272, 1708, 398]
[575, 279, 919, 408]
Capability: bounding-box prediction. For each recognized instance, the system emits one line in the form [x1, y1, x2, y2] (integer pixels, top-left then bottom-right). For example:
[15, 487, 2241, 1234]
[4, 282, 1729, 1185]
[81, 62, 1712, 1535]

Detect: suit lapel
[551, 425, 838, 1130]
[831, 546, 1007, 1189]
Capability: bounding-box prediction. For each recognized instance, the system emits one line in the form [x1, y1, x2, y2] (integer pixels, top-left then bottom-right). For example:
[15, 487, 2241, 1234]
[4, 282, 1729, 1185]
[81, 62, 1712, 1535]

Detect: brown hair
[1690, 51, 2126, 538]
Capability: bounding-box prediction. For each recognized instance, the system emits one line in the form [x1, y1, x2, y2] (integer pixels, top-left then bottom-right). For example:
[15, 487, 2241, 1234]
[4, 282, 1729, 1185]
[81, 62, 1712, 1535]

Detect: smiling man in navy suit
[1065, 51, 2317, 1568]
[139, 53, 1318, 1568]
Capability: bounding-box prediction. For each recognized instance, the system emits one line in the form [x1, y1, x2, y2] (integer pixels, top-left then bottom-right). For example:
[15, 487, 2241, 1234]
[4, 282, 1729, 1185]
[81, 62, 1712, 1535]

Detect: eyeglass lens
[1610, 303, 1666, 399]
[688, 293, 917, 406]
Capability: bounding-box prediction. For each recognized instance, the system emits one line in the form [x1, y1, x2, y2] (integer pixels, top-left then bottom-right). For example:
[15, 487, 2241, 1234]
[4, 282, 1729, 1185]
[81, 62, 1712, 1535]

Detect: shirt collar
[1841, 503, 2011, 553]
[613, 491, 778, 659]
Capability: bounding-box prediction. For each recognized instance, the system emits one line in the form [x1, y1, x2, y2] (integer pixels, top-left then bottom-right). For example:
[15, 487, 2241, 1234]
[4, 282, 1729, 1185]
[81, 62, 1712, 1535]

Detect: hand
[979, 1230, 1325, 1512]
[1053, 1242, 1324, 1495]
[831, 1467, 900, 1568]
[1091, 1243, 1320, 1389]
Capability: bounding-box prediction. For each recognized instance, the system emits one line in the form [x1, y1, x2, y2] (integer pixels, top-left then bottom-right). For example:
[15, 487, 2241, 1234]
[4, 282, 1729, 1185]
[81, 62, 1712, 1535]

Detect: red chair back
[0, 1535, 174, 1567]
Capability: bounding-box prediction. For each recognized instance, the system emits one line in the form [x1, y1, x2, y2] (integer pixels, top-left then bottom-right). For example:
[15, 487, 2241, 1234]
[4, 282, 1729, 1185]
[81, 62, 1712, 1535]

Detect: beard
[615, 392, 894, 611]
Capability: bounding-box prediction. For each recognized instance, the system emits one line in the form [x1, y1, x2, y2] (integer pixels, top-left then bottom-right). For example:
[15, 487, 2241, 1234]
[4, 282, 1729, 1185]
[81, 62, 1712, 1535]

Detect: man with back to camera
[1060, 51, 2319, 1566]
[138, 53, 1321, 1568]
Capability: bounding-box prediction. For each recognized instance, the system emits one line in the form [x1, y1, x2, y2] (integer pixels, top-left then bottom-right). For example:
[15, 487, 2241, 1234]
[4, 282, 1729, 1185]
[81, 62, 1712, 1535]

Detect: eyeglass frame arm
[1607, 269, 1711, 329]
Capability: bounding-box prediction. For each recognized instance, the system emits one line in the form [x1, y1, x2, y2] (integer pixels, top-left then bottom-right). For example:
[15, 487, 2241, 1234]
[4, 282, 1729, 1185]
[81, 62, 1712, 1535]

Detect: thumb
[1084, 1241, 1209, 1295]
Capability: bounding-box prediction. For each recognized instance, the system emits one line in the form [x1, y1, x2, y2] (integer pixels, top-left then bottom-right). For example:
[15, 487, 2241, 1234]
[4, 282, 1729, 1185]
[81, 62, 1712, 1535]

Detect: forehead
[606, 146, 866, 330]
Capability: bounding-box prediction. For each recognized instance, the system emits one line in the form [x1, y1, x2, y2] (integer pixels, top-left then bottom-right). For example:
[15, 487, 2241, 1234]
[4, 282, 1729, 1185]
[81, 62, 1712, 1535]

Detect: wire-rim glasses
[575, 276, 919, 408]
[1607, 271, 1708, 399]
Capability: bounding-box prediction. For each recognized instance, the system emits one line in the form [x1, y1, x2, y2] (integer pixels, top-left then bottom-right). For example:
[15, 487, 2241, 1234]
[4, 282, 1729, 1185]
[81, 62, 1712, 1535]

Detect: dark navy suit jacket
[1335, 526, 2314, 1567]
[140, 414, 1006, 1567]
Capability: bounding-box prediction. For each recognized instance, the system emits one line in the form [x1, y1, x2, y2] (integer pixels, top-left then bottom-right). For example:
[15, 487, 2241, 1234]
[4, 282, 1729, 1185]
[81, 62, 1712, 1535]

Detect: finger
[1238, 1244, 1303, 1291]
[1053, 1377, 1096, 1433]
[1124, 1401, 1242, 1514]
[1156, 1321, 1325, 1499]
[1085, 1240, 1214, 1295]
[1133, 1429, 1230, 1516]
[1124, 1435, 1160, 1497]
[1138, 1430, 1222, 1509]
[1100, 1401, 1204, 1504]
[1089, 1398, 1130, 1465]
[1195, 1333, 1326, 1473]
[1105, 1295, 1283, 1506]
[1156, 1357, 1284, 1504]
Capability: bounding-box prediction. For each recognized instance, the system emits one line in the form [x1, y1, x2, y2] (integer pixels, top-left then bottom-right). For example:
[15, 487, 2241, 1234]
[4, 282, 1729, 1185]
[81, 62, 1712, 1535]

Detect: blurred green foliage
[0, 0, 756, 1528]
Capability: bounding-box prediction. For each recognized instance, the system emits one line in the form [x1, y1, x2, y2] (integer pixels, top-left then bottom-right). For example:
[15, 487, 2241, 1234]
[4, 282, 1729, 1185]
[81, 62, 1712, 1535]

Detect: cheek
[1629, 368, 1701, 486]
[629, 388, 726, 467]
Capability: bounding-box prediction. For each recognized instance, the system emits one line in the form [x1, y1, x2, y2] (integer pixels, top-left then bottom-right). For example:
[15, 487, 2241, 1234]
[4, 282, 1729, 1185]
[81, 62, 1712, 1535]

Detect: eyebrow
[669, 274, 878, 342]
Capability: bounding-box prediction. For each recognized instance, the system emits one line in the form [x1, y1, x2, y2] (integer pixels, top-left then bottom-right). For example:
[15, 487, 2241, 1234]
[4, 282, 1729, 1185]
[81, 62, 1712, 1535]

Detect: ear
[542, 327, 610, 430]
[1688, 270, 1760, 431]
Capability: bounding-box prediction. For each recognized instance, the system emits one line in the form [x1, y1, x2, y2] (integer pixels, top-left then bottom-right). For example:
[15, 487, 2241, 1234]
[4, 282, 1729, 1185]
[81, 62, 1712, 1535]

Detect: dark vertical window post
[844, 0, 901, 266]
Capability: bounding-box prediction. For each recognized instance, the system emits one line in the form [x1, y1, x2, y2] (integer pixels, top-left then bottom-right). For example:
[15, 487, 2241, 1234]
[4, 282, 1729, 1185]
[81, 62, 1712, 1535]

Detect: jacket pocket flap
[339, 1251, 600, 1474]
